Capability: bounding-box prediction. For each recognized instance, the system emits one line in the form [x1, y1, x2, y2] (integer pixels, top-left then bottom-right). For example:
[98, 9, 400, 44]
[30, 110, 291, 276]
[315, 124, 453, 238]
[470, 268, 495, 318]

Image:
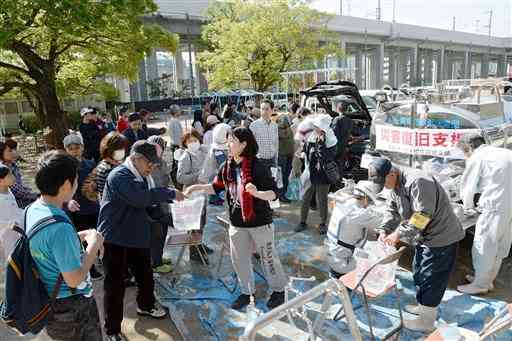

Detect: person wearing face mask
[63, 133, 104, 281]
[175, 130, 213, 261]
[79, 107, 102, 163]
[325, 181, 383, 278]
[296, 114, 338, 235]
[0, 139, 38, 208]
[94, 132, 128, 199]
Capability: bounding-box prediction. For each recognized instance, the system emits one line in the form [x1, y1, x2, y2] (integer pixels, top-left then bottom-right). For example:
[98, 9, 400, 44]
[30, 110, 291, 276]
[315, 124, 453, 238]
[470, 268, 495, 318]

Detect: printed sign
[375, 125, 480, 158]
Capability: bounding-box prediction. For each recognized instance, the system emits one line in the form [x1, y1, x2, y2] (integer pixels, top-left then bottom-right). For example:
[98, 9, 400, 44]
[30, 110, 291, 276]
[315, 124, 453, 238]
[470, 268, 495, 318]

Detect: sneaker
[231, 294, 251, 310]
[267, 291, 285, 309]
[90, 267, 104, 281]
[318, 224, 327, 235]
[279, 196, 291, 203]
[294, 222, 308, 233]
[137, 305, 167, 319]
[106, 333, 126, 341]
[190, 248, 209, 265]
[153, 264, 173, 273]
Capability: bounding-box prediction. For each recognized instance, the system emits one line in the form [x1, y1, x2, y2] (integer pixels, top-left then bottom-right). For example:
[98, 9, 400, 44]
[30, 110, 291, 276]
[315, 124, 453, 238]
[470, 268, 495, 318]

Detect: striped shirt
[249, 118, 279, 160]
[95, 160, 114, 200]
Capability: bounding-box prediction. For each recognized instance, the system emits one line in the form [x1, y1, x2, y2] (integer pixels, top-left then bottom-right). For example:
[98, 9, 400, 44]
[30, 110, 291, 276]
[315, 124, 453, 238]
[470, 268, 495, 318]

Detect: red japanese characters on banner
[375, 125, 480, 158]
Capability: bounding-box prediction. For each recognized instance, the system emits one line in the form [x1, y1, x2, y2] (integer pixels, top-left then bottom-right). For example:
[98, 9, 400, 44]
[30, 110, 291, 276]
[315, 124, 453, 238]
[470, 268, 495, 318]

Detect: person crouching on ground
[326, 181, 383, 279]
[185, 127, 288, 311]
[97, 140, 184, 341]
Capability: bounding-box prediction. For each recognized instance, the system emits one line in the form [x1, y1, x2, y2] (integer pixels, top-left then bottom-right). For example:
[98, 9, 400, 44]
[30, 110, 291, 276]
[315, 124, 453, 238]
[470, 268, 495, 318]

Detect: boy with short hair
[27, 150, 104, 340]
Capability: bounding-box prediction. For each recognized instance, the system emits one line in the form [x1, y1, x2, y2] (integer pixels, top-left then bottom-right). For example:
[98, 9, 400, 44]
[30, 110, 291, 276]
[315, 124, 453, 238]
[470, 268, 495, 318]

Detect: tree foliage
[198, 0, 341, 91]
[0, 0, 178, 146]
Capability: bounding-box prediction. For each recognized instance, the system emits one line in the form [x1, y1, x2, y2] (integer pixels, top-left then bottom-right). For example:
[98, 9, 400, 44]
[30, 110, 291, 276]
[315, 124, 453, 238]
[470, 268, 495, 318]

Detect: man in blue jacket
[98, 140, 184, 341]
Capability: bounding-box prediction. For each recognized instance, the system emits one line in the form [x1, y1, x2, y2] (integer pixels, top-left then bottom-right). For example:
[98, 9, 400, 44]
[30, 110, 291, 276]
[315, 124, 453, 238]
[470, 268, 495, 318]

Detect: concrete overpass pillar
[174, 47, 185, 91]
[463, 50, 472, 79]
[397, 50, 409, 86]
[355, 49, 363, 89]
[374, 43, 385, 89]
[446, 55, 454, 80]
[410, 46, 420, 86]
[437, 46, 446, 83]
[424, 52, 433, 85]
[137, 59, 148, 101]
[146, 49, 159, 83]
[338, 40, 347, 68]
[388, 49, 397, 88]
[498, 55, 508, 77]
[481, 54, 489, 78]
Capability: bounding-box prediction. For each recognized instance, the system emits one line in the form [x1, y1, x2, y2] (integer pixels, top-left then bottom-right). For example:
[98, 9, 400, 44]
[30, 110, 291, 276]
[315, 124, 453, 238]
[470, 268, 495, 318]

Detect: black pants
[70, 212, 99, 232]
[413, 242, 457, 308]
[103, 243, 155, 335]
[46, 295, 102, 341]
[150, 221, 168, 267]
[278, 155, 293, 197]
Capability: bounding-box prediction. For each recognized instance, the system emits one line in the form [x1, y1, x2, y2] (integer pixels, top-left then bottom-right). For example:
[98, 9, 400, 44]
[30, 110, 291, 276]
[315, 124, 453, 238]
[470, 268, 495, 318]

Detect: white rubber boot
[465, 274, 494, 291]
[403, 305, 438, 333]
[404, 304, 421, 315]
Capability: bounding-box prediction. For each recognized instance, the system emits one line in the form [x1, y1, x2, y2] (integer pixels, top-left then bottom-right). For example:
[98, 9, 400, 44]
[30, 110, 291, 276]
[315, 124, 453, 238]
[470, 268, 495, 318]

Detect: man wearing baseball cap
[367, 157, 464, 333]
[97, 140, 184, 341]
[79, 107, 102, 162]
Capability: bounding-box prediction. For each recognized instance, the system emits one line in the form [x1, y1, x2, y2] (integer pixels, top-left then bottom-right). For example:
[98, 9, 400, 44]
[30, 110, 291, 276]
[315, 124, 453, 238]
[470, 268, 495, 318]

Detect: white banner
[375, 125, 480, 158]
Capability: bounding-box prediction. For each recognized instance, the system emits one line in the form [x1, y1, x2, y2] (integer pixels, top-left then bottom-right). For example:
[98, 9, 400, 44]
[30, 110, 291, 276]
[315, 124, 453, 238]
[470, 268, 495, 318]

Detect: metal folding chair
[167, 231, 209, 285]
[334, 246, 407, 341]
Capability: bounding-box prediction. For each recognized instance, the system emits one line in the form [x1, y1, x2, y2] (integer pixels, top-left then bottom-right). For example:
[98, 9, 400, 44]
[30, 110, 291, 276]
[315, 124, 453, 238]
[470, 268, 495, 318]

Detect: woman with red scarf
[185, 127, 288, 311]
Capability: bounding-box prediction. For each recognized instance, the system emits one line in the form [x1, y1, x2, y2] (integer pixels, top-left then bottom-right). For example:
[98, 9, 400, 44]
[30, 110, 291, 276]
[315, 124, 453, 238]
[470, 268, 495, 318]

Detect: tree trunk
[38, 80, 68, 149]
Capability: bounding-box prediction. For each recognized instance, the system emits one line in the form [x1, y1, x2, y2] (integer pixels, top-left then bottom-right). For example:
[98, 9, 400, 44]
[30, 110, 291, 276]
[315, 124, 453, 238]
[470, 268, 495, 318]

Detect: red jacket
[117, 118, 129, 133]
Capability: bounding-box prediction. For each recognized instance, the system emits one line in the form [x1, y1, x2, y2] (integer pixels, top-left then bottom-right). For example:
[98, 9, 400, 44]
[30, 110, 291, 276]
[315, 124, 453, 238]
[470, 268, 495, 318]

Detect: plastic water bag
[353, 241, 397, 293]
[170, 195, 205, 231]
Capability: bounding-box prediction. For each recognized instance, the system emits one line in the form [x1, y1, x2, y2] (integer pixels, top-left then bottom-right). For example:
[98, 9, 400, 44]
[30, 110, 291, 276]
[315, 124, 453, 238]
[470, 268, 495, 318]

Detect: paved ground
[0, 117, 510, 340]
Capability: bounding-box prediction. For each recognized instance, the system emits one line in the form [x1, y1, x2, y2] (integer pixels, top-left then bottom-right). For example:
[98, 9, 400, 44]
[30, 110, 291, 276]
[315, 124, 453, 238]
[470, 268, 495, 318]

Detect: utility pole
[488, 9, 493, 37]
[339, 0, 343, 16]
[452, 16, 456, 31]
[185, 13, 195, 97]
[392, 0, 396, 23]
[376, 0, 382, 21]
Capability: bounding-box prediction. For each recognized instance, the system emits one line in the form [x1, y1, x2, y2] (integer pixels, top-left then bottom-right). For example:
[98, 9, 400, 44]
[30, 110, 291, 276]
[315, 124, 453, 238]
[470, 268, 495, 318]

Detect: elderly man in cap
[97, 140, 184, 341]
[456, 134, 512, 295]
[368, 157, 465, 333]
[123, 112, 148, 149]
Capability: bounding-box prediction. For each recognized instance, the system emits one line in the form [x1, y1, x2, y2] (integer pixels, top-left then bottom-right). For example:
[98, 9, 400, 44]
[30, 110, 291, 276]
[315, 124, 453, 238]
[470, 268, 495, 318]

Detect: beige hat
[206, 115, 220, 125]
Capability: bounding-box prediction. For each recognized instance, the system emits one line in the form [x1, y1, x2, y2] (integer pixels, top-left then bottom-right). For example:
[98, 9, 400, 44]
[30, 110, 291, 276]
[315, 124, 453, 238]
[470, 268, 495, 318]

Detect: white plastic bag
[169, 195, 205, 231]
[353, 241, 397, 293]
[300, 168, 311, 200]
[271, 166, 283, 189]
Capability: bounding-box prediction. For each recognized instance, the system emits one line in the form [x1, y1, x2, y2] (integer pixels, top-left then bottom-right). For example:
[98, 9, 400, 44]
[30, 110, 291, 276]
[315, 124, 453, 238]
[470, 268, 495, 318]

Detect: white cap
[212, 123, 232, 149]
[311, 114, 333, 133]
[63, 134, 84, 148]
[80, 107, 94, 116]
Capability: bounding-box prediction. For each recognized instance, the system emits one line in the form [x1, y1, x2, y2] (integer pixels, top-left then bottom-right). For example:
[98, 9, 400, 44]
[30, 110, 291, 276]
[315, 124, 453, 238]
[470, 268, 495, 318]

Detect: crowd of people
[0, 96, 511, 340]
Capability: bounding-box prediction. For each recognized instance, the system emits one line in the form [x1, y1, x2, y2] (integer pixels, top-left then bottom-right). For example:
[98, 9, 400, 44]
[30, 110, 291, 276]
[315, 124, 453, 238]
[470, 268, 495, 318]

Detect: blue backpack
[0, 209, 72, 335]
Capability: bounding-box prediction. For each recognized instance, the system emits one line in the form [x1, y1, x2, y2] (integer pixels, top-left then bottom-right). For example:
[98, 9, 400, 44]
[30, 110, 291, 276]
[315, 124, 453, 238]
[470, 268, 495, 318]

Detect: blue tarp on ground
[156, 205, 512, 340]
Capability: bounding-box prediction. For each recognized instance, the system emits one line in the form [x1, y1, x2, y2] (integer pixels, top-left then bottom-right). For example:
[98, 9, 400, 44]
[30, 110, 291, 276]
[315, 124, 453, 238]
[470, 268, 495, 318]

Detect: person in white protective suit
[325, 181, 383, 278]
[456, 133, 512, 295]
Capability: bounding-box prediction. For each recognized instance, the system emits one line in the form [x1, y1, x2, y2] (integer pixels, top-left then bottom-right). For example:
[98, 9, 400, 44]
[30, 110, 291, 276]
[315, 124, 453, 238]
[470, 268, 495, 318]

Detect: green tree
[0, 0, 178, 146]
[199, 0, 341, 92]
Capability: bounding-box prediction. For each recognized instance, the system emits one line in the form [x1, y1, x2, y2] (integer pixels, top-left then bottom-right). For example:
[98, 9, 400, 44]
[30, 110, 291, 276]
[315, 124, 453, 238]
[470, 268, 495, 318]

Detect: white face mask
[112, 149, 126, 161]
[187, 141, 201, 152]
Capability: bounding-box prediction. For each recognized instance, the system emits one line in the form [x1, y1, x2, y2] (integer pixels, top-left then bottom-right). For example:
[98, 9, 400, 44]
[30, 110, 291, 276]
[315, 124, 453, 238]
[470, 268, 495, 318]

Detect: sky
[309, 0, 512, 37]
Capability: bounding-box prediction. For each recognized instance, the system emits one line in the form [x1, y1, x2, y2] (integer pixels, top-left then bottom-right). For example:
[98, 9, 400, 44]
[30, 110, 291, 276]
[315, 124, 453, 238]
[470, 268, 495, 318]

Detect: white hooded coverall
[460, 144, 512, 288]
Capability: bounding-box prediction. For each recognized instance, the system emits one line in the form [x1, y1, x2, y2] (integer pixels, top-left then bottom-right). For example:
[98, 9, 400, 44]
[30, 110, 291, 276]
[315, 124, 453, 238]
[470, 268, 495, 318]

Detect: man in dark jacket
[97, 141, 184, 341]
[123, 112, 148, 149]
[79, 107, 102, 163]
[330, 102, 353, 188]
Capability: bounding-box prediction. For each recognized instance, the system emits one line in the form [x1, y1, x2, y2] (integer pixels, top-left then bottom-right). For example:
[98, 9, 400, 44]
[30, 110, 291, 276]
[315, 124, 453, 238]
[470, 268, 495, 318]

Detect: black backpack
[0, 209, 71, 335]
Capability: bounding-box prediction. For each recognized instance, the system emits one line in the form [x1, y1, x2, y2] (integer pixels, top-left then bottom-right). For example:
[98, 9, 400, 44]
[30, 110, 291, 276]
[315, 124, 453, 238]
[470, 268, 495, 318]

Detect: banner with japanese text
[375, 124, 480, 158]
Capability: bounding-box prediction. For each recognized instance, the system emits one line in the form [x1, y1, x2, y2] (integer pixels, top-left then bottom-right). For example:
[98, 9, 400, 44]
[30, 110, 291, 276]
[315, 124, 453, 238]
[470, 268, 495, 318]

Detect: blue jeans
[413, 242, 457, 307]
[278, 155, 293, 197]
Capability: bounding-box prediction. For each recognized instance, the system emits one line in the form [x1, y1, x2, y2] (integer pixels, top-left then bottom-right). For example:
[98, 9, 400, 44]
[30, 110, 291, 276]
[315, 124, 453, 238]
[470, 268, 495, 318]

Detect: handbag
[323, 160, 340, 184]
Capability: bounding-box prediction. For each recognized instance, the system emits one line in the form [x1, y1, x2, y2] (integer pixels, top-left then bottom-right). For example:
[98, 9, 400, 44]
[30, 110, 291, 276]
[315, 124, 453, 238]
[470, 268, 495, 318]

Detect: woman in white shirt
[0, 165, 23, 259]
